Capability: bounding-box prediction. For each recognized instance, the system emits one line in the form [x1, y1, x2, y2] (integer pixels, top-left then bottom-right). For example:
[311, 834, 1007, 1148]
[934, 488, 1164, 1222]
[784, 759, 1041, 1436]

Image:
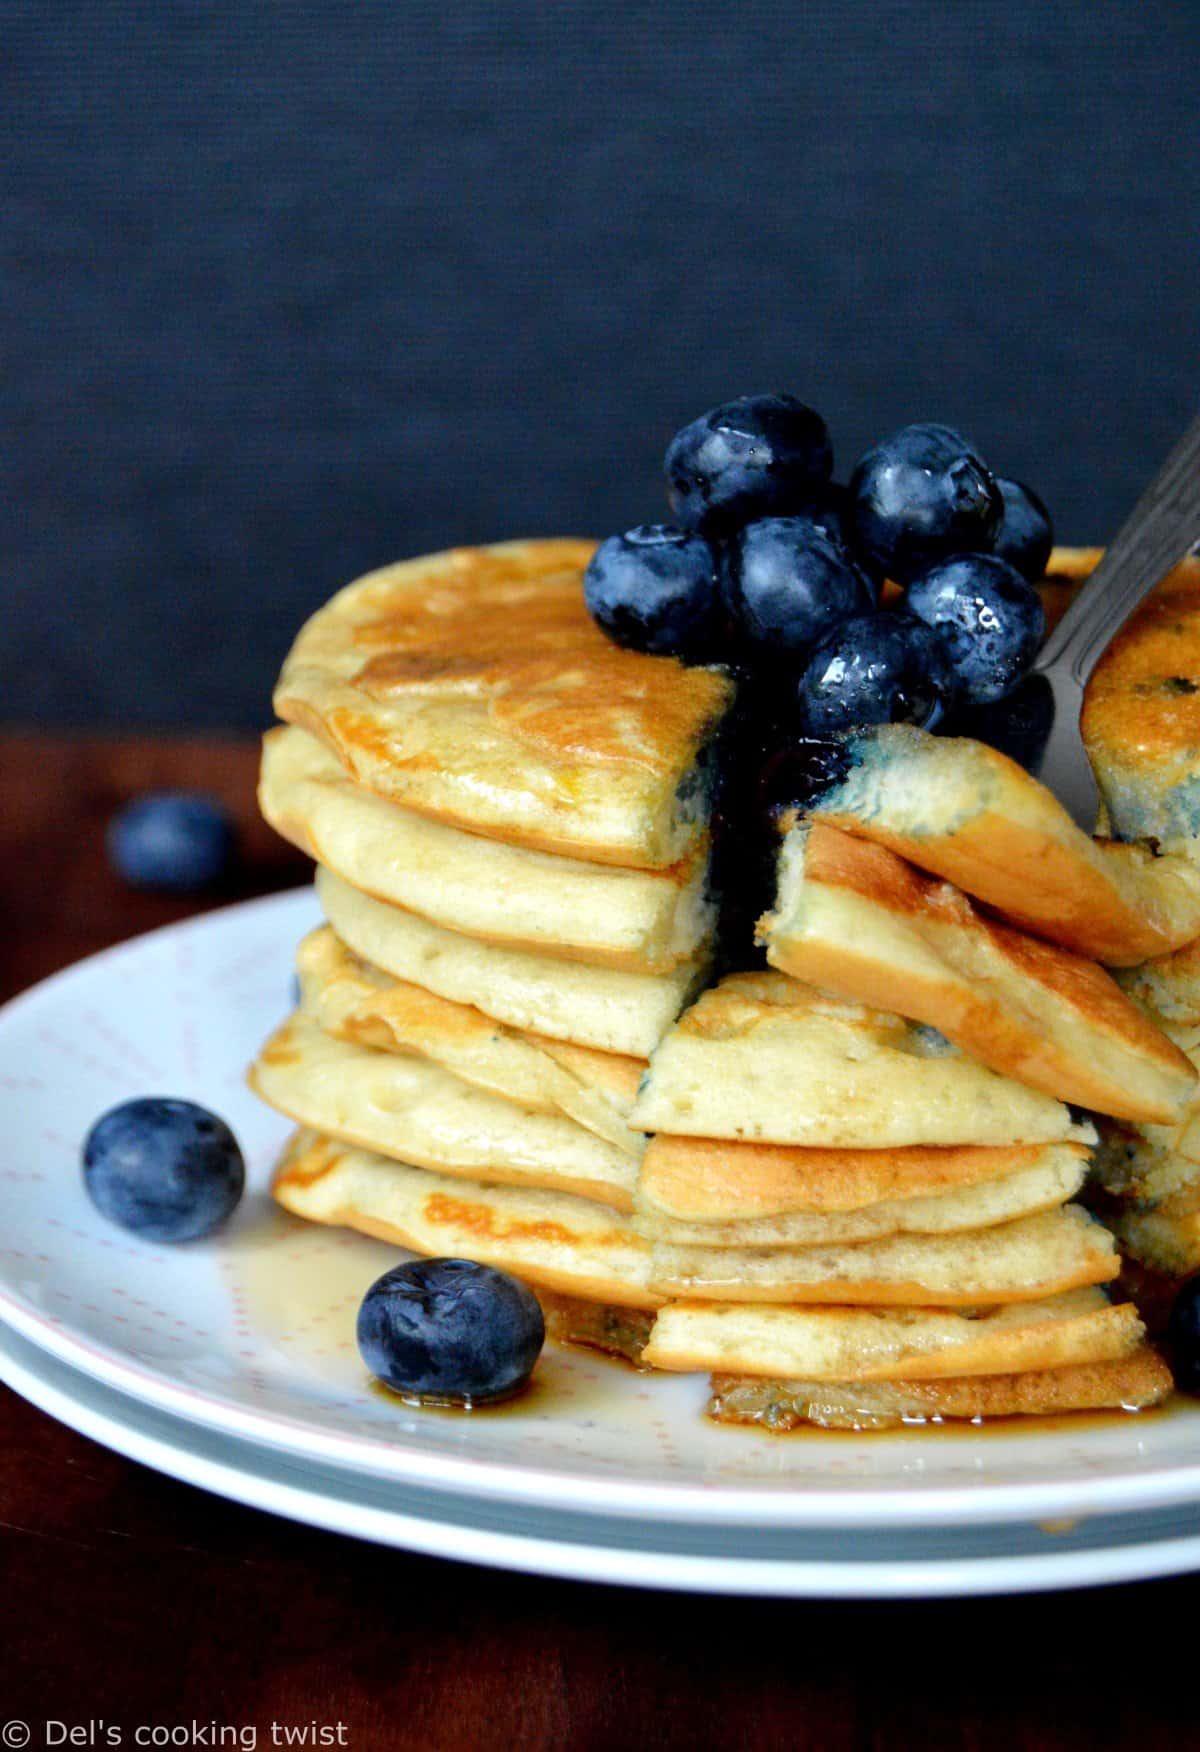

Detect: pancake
[1090, 1023, 1200, 1205]
[633, 1148, 1087, 1246]
[1109, 1204, 1200, 1277]
[250, 1014, 639, 1210]
[318, 866, 703, 1057]
[1083, 552, 1200, 844]
[706, 1350, 1171, 1430]
[807, 724, 1200, 965]
[635, 1134, 1087, 1219]
[296, 925, 644, 1154]
[261, 726, 713, 972]
[274, 1130, 660, 1309]
[1118, 937, 1200, 1026]
[629, 971, 1094, 1148]
[272, 538, 734, 869]
[762, 821, 1194, 1122]
[646, 1206, 1118, 1305]
[642, 1288, 1140, 1379]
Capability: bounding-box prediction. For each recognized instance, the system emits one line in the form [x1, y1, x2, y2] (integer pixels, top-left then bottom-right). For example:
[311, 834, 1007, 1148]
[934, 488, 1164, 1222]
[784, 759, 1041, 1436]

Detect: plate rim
[9, 1318, 1200, 1598]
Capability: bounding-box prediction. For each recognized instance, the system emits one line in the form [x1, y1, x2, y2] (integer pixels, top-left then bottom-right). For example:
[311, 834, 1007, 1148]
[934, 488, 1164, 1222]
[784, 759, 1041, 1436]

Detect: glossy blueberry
[108, 792, 235, 893]
[849, 423, 1002, 583]
[723, 518, 876, 656]
[906, 553, 1045, 705]
[798, 612, 953, 735]
[82, 1097, 245, 1242]
[584, 525, 723, 659]
[664, 394, 833, 534]
[939, 672, 1054, 772]
[757, 736, 854, 829]
[993, 477, 1055, 580]
[357, 1257, 545, 1404]
[1168, 1276, 1200, 1395]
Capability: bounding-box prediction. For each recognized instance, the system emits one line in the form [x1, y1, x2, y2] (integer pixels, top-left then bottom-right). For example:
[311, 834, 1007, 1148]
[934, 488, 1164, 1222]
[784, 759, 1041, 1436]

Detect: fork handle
[1034, 408, 1200, 685]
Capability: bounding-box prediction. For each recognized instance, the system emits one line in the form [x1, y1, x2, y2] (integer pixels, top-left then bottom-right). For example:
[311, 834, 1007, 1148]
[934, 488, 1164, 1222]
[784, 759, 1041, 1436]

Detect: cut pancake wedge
[272, 538, 733, 869]
[634, 1147, 1087, 1246]
[762, 822, 1194, 1122]
[643, 1287, 1141, 1380]
[807, 723, 1200, 965]
[250, 1014, 639, 1210]
[318, 866, 703, 1058]
[261, 725, 713, 972]
[297, 925, 645, 1154]
[647, 1206, 1119, 1305]
[629, 972, 1093, 1148]
[273, 1131, 659, 1309]
[706, 1350, 1171, 1430]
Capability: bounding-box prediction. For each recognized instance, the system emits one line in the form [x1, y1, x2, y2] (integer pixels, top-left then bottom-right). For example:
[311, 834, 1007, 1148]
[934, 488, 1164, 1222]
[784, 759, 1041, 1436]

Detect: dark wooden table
[2, 732, 1195, 1751]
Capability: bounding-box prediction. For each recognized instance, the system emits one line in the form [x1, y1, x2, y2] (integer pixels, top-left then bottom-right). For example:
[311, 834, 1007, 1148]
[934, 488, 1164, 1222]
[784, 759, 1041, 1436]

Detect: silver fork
[1031, 409, 1200, 830]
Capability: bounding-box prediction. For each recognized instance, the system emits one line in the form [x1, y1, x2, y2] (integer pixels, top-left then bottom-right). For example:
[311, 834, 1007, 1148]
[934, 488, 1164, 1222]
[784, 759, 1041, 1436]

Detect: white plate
[10, 1316, 1200, 1596]
[3, 889, 1200, 1543]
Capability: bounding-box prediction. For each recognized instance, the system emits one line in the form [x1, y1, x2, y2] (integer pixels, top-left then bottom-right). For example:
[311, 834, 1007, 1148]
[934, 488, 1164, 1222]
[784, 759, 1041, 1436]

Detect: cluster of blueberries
[584, 394, 1053, 736]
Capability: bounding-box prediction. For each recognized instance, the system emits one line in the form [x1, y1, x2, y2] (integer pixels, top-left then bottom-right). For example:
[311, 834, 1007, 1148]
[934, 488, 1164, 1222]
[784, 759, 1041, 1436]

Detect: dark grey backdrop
[6, 1, 1200, 729]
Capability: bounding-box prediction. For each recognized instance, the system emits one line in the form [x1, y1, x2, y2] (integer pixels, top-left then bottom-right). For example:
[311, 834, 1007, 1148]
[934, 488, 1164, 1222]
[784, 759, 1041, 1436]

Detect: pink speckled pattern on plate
[4, 887, 1200, 1531]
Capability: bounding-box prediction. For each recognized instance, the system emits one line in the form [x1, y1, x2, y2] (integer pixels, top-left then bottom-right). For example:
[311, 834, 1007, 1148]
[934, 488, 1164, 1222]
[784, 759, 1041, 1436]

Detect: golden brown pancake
[273, 538, 734, 869]
[635, 1133, 1087, 1219]
[296, 924, 645, 1154]
[634, 1148, 1086, 1247]
[273, 1131, 660, 1309]
[250, 1014, 640, 1210]
[642, 1288, 1141, 1380]
[646, 1206, 1119, 1305]
[762, 821, 1194, 1121]
[317, 865, 704, 1058]
[261, 725, 714, 972]
[629, 971, 1093, 1148]
[706, 1350, 1171, 1430]
[1083, 551, 1200, 844]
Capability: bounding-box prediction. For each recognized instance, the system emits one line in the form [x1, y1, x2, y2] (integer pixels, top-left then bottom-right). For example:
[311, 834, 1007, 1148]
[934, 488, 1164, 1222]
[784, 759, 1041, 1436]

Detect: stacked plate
[6, 889, 1200, 1596]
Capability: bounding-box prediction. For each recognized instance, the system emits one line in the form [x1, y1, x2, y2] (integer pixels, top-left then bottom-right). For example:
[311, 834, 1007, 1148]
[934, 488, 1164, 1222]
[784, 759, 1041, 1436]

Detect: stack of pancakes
[250, 538, 729, 1321]
[1077, 554, 1200, 1285]
[249, 539, 1199, 1429]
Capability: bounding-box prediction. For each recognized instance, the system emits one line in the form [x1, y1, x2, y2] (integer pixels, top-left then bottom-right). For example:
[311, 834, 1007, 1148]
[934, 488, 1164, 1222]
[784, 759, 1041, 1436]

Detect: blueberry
[584, 525, 723, 659]
[1168, 1276, 1200, 1394]
[906, 553, 1045, 705]
[939, 672, 1054, 772]
[993, 477, 1055, 580]
[82, 1097, 245, 1242]
[664, 394, 833, 534]
[798, 612, 952, 734]
[850, 423, 1002, 583]
[357, 1257, 544, 1404]
[723, 518, 876, 657]
[108, 792, 235, 893]
[758, 736, 854, 828]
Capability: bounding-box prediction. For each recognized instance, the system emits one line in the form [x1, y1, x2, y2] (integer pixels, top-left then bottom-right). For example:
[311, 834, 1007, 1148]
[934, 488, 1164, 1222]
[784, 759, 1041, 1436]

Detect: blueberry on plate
[1168, 1276, 1200, 1395]
[664, 393, 833, 534]
[850, 423, 1002, 584]
[82, 1097, 245, 1242]
[798, 611, 953, 735]
[584, 525, 723, 659]
[906, 553, 1046, 705]
[357, 1257, 545, 1404]
[108, 792, 235, 893]
[723, 517, 876, 656]
[993, 477, 1055, 580]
